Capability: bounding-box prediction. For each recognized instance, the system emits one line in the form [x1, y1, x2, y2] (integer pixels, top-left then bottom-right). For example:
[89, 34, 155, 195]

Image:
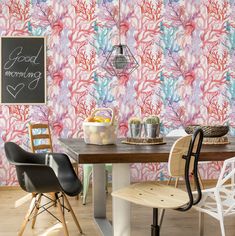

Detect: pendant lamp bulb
[113, 45, 128, 69]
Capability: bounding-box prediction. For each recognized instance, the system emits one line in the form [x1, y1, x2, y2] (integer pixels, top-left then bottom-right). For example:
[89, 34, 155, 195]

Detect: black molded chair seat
[5, 142, 82, 195]
[4, 142, 83, 236]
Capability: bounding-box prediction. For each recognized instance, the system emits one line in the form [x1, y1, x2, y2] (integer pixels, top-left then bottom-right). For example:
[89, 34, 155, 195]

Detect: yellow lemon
[93, 116, 105, 122]
[104, 118, 111, 123]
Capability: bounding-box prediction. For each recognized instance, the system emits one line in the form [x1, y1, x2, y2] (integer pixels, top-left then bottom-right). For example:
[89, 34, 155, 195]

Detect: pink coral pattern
[0, 0, 234, 185]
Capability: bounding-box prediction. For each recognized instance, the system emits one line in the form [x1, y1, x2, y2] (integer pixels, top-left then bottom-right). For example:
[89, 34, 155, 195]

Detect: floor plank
[0, 188, 234, 236]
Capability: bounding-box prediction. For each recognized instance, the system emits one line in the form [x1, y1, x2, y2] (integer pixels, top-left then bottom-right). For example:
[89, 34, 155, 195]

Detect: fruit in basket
[85, 116, 111, 123]
[83, 108, 116, 145]
[104, 118, 111, 123]
[85, 116, 94, 122]
[93, 116, 105, 122]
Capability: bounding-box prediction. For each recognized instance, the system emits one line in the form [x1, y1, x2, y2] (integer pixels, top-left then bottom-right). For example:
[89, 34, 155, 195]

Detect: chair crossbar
[28, 193, 70, 223]
[219, 173, 235, 186]
[40, 193, 56, 202]
[33, 203, 62, 223]
[205, 203, 217, 208]
[217, 165, 235, 187]
[32, 134, 50, 139]
[224, 203, 235, 216]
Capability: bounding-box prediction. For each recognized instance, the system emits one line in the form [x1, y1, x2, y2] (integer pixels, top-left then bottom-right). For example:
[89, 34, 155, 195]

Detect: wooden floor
[0, 187, 235, 236]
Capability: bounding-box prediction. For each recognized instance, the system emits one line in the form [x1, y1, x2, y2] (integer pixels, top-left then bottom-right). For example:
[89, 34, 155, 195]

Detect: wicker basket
[184, 125, 229, 137]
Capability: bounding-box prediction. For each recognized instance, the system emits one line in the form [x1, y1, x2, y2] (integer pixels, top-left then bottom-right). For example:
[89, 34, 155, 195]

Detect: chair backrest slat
[30, 123, 49, 129]
[168, 135, 192, 177]
[168, 128, 204, 211]
[33, 144, 52, 151]
[29, 123, 53, 153]
[31, 134, 51, 140]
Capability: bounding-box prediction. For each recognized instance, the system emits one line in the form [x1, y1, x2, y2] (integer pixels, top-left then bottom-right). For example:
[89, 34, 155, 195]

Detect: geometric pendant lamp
[102, 0, 139, 77]
[103, 44, 139, 76]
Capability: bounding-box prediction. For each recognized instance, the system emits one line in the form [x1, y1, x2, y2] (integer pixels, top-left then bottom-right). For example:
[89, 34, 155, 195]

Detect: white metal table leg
[112, 163, 131, 236]
[93, 164, 113, 235]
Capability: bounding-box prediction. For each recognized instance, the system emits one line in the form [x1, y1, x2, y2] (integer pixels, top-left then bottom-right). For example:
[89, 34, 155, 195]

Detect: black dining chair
[4, 142, 83, 236]
[112, 128, 204, 236]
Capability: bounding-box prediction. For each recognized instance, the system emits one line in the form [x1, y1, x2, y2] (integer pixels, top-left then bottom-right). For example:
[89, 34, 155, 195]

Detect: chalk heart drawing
[7, 83, 25, 99]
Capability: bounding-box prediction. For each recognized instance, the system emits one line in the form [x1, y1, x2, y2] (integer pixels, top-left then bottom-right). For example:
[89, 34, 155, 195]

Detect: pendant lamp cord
[118, 0, 121, 45]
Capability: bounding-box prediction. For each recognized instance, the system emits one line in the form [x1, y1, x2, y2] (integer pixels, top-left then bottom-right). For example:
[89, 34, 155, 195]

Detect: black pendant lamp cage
[103, 44, 139, 76]
[103, 0, 139, 77]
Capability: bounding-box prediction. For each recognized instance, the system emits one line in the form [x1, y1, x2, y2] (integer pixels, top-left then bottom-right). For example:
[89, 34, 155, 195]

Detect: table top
[59, 137, 235, 164]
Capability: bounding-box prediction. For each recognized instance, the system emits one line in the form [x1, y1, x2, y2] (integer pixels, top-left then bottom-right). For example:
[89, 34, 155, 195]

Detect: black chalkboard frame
[0, 36, 47, 104]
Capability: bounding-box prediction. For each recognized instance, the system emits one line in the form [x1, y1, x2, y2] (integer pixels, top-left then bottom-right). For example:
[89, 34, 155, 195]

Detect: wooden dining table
[59, 137, 235, 236]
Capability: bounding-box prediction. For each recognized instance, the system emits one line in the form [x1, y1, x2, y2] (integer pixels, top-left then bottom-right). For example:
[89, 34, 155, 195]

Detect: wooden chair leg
[31, 193, 42, 228]
[50, 192, 57, 206]
[74, 164, 79, 200]
[63, 193, 83, 234]
[57, 194, 69, 236]
[175, 177, 179, 188]
[199, 212, 204, 236]
[82, 167, 92, 205]
[105, 170, 109, 193]
[198, 172, 204, 189]
[167, 176, 172, 185]
[18, 194, 37, 236]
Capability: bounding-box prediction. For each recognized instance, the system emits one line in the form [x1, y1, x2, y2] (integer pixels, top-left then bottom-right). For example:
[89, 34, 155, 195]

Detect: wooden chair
[28, 123, 79, 199]
[29, 123, 56, 204]
[166, 128, 204, 188]
[112, 128, 204, 236]
[28, 123, 78, 173]
[158, 128, 205, 226]
[29, 123, 53, 153]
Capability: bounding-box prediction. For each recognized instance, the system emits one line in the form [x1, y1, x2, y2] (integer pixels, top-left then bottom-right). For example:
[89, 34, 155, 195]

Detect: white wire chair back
[213, 157, 235, 217]
[195, 156, 235, 220]
[216, 156, 235, 188]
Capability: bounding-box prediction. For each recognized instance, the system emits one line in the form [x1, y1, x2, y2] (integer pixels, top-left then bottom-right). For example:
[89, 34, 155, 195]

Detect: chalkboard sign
[0, 36, 46, 104]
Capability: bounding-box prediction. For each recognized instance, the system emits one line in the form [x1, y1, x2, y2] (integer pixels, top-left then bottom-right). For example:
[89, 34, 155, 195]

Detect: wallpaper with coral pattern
[0, 0, 235, 185]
